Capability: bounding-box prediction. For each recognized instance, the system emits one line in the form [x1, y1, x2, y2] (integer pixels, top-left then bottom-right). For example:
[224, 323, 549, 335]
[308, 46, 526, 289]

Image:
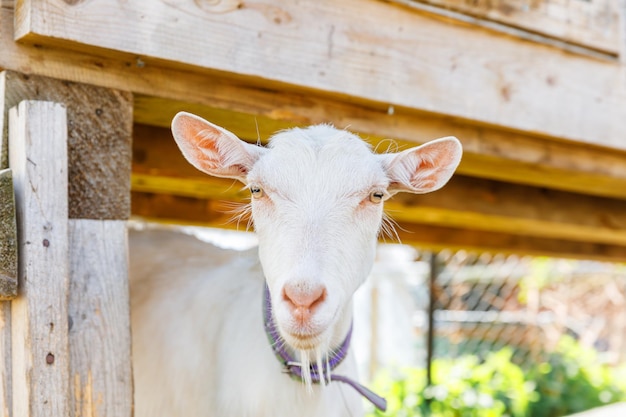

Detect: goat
[130, 113, 462, 417]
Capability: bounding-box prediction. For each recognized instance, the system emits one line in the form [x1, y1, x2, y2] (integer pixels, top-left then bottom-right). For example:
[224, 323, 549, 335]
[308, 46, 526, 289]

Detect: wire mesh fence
[357, 246, 626, 379]
[427, 250, 626, 370]
[358, 246, 626, 416]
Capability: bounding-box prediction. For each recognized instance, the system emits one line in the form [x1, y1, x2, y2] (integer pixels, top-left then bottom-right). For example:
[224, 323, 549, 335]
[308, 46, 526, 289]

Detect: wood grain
[389, 175, 626, 246]
[0, 71, 132, 220]
[9, 100, 70, 417]
[68, 220, 132, 417]
[0, 169, 17, 299]
[2, 4, 626, 200]
[12, 0, 626, 151]
[0, 302, 11, 417]
[404, 0, 621, 54]
[392, 222, 625, 261]
[0, 61, 12, 416]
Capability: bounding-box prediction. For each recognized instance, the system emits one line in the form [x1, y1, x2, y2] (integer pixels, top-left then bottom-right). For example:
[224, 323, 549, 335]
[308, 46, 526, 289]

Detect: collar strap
[263, 283, 387, 412]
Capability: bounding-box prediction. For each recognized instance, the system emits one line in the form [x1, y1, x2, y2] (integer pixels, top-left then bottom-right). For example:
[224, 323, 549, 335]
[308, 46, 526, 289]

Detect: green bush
[526, 337, 626, 417]
[368, 337, 625, 417]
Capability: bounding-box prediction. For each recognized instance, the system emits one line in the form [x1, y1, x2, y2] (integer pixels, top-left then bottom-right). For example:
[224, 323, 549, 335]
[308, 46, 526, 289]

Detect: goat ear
[171, 112, 265, 182]
[381, 137, 462, 194]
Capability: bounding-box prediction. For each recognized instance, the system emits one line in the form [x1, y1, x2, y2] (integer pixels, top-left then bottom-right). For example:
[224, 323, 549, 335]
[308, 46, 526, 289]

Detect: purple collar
[263, 284, 387, 411]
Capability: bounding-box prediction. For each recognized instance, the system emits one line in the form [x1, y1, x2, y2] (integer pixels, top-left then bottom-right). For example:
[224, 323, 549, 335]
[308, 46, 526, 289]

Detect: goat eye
[369, 191, 385, 203]
[250, 186, 264, 198]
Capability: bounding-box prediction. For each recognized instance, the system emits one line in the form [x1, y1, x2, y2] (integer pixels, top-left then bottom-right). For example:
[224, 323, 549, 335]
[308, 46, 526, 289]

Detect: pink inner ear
[193, 129, 225, 169]
[387, 137, 461, 194]
[172, 112, 259, 180]
[175, 116, 218, 152]
[173, 114, 227, 171]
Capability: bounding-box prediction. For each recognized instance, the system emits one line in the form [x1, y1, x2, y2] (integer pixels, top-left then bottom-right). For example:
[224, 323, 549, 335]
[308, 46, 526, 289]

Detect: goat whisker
[218, 201, 255, 232]
[379, 212, 403, 243]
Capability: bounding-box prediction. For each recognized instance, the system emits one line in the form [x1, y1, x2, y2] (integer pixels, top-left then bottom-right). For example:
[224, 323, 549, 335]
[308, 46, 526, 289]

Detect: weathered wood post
[0, 71, 133, 417]
[9, 100, 71, 417]
[0, 141, 17, 417]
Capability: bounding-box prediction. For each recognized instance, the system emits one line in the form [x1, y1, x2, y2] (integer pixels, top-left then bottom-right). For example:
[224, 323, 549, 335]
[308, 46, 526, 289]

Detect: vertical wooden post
[0, 168, 17, 298]
[0, 301, 9, 417]
[68, 220, 130, 416]
[9, 100, 70, 417]
[0, 72, 14, 417]
[1, 71, 133, 417]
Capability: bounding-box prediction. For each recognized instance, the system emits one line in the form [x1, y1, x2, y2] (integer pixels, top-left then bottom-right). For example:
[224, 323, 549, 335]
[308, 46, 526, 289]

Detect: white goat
[130, 113, 462, 417]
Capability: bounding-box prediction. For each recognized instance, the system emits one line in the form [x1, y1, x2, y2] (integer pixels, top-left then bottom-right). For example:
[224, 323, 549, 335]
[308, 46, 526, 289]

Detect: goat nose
[282, 283, 326, 323]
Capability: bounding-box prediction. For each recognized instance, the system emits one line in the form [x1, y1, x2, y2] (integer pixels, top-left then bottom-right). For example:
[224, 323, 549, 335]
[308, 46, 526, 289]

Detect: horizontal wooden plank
[130, 171, 626, 247]
[131, 193, 241, 230]
[130, 192, 626, 262]
[403, 0, 621, 54]
[13, 0, 626, 151]
[392, 224, 626, 262]
[389, 176, 626, 246]
[134, 112, 626, 203]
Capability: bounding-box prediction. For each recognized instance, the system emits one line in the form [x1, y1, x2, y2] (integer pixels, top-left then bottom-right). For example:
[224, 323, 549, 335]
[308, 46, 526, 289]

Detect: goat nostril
[282, 284, 326, 312]
[310, 288, 326, 310]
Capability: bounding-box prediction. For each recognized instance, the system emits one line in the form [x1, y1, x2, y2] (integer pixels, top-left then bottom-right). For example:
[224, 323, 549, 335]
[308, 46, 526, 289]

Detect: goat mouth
[284, 331, 325, 350]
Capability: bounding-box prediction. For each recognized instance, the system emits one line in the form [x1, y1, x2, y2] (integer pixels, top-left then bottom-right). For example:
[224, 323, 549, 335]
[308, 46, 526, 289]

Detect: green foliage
[526, 336, 626, 417]
[368, 337, 626, 417]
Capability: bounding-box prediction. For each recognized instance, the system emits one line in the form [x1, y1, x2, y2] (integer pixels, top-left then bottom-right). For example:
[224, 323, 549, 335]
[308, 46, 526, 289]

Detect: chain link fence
[428, 250, 626, 370]
[356, 246, 626, 379]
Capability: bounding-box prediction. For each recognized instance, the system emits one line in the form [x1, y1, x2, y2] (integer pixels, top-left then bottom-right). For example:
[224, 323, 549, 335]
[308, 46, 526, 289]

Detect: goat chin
[130, 229, 364, 417]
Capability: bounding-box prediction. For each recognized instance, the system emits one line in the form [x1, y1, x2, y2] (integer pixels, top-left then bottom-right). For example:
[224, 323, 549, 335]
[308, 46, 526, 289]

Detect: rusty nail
[43, 239, 50, 247]
[46, 353, 54, 365]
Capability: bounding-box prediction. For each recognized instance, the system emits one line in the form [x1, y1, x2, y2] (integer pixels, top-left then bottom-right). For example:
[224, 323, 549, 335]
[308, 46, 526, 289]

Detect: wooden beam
[130, 173, 626, 247]
[395, 0, 622, 55]
[131, 193, 240, 229]
[134, 117, 626, 202]
[393, 224, 626, 263]
[389, 176, 626, 246]
[2, 5, 626, 199]
[11, 0, 626, 151]
[130, 192, 626, 262]
[9, 100, 70, 417]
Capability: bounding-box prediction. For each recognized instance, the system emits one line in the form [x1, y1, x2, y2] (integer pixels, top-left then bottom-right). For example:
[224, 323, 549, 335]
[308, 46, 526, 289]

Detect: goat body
[131, 114, 462, 417]
[130, 229, 362, 417]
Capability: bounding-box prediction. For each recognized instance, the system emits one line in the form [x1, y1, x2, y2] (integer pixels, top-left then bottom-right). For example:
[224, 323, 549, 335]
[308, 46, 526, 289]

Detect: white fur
[130, 114, 462, 417]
